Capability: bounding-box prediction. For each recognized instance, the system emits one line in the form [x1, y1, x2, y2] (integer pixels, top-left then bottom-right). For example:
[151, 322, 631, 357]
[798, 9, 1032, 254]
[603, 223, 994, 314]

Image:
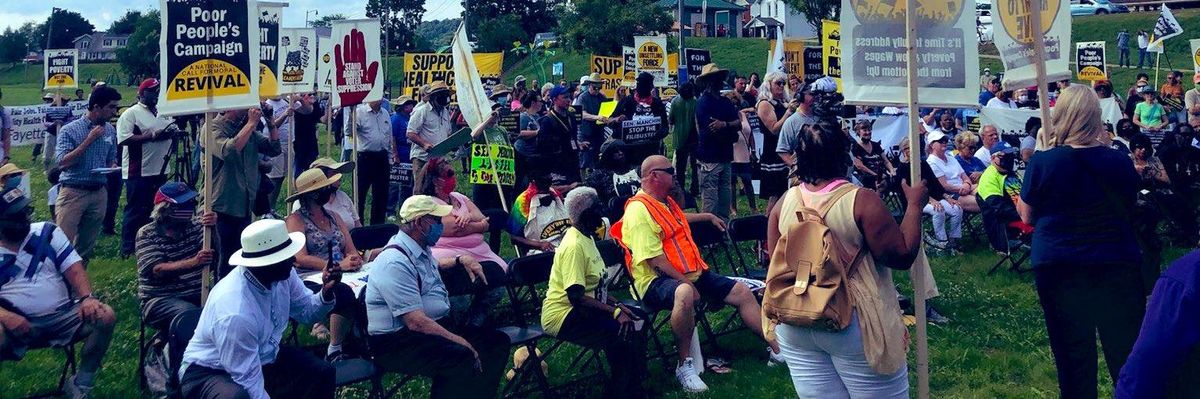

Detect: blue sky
[1, 0, 464, 31]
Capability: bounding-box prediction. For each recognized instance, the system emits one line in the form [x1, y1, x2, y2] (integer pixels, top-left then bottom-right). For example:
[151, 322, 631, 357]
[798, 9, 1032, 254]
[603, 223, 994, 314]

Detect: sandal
[705, 357, 733, 374]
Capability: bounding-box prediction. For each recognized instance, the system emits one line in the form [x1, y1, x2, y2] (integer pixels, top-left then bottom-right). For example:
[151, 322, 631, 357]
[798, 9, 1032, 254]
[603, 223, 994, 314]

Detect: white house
[745, 0, 817, 39]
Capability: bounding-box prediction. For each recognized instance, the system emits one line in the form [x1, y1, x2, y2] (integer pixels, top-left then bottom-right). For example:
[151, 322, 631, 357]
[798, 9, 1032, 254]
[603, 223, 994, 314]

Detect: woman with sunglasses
[418, 158, 508, 327]
[755, 71, 795, 214]
[284, 168, 363, 362]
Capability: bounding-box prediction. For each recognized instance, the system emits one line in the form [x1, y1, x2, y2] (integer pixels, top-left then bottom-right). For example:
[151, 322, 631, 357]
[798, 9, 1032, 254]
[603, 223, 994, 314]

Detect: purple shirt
[1117, 250, 1200, 398]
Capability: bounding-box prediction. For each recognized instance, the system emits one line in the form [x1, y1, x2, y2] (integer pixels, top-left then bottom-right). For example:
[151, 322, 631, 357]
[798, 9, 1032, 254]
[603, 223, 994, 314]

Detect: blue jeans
[1118, 47, 1130, 67]
[1138, 48, 1148, 68]
[121, 174, 168, 255]
[776, 314, 909, 399]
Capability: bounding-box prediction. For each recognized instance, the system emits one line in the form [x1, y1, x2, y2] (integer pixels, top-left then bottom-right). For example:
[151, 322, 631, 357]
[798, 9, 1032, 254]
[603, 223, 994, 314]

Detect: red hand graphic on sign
[334, 28, 379, 107]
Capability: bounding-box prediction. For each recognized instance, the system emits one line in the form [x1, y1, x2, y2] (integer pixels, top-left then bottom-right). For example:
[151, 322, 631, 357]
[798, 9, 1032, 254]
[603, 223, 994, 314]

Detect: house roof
[745, 16, 784, 28]
[657, 0, 745, 11]
[72, 32, 130, 53]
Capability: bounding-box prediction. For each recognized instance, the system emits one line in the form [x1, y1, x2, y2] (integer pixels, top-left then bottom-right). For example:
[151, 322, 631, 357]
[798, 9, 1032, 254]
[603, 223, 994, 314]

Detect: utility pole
[678, 0, 685, 56]
[305, 9, 318, 27]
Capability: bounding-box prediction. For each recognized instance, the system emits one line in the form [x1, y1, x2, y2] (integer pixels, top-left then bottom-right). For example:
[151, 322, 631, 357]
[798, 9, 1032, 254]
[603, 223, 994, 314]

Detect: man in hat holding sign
[407, 81, 453, 186]
[179, 219, 339, 399]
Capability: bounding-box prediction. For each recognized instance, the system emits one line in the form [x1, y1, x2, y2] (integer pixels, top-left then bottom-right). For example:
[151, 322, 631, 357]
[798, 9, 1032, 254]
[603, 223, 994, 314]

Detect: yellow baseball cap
[399, 195, 453, 223]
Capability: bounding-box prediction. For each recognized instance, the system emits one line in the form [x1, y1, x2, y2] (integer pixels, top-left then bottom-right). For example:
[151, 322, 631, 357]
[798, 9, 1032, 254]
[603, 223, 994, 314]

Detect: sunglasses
[651, 167, 675, 176]
[773, 81, 786, 86]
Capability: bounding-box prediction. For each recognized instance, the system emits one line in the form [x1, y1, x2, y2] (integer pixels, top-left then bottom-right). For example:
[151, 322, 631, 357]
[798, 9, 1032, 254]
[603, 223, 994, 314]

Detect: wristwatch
[455, 255, 463, 268]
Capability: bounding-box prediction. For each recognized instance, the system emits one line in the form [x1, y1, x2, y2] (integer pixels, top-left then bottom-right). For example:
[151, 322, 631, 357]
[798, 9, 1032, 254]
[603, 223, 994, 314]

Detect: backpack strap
[381, 244, 423, 292]
[795, 183, 858, 222]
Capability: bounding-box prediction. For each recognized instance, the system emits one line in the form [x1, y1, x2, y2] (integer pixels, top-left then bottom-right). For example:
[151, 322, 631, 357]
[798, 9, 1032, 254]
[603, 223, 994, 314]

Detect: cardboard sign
[43, 49, 78, 89]
[280, 28, 318, 94]
[158, 0, 260, 116]
[469, 143, 516, 186]
[803, 47, 823, 83]
[1075, 41, 1106, 81]
[620, 117, 662, 145]
[992, 0, 1072, 88]
[839, 0, 980, 107]
[622, 46, 636, 87]
[684, 48, 711, 81]
[634, 36, 668, 87]
[257, 2, 283, 98]
[768, 39, 805, 83]
[400, 53, 504, 100]
[330, 19, 384, 108]
[822, 20, 842, 91]
[590, 55, 624, 98]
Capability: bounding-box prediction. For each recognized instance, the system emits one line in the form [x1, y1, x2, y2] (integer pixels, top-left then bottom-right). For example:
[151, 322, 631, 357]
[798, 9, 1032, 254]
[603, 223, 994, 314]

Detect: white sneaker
[675, 357, 709, 393]
[767, 348, 787, 367]
[63, 375, 93, 399]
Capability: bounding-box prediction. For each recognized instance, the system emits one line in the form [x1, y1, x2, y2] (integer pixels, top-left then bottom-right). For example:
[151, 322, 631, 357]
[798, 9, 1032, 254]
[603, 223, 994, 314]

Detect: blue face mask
[2, 176, 19, 192]
[425, 221, 444, 246]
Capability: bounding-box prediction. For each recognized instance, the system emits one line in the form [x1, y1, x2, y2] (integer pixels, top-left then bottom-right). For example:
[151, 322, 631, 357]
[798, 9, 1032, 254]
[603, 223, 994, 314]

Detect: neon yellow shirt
[621, 197, 702, 298]
[541, 228, 604, 336]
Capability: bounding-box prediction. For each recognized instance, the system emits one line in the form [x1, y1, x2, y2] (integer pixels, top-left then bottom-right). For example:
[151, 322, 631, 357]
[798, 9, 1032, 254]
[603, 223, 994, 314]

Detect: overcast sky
[1, 0, 464, 32]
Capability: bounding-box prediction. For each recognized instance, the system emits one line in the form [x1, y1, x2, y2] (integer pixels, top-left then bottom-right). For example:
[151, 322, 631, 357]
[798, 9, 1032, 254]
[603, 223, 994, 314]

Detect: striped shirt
[136, 220, 204, 302]
[55, 116, 117, 186]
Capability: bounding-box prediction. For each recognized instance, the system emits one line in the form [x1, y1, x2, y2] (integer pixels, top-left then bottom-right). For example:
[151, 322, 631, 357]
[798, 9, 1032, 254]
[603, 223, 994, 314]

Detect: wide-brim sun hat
[310, 158, 355, 174]
[428, 81, 450, 94]
[285, 168, 342, 203]
[229, 219, 306, 268]
[697, 63, 728, 81]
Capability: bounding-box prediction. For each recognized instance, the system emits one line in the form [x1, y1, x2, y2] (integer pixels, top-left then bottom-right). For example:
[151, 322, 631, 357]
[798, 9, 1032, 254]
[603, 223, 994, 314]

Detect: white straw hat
[228, 220, 306, 267]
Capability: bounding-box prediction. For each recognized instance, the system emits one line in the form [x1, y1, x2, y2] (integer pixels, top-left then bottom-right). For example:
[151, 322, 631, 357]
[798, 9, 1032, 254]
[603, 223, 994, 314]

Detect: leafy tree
[463, 0, 559, 51]
[366, 0, 426, 52]
[115, 10, 159, 81]
[311, 14, 347, 28]
[556, 0, 673, 55]
[781, 0, 840, 37]
[0, 28, 29, 64]
[35, 8, 95, 50]
[414, 18, 460, 52]
[108, 10, 143, 35]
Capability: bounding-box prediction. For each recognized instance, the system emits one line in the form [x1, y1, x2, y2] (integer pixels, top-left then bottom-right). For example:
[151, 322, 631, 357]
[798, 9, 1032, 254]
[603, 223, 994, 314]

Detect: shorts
[642, 272, 738, 312]
[758, 169, 789, 198]
[1, 303, 84, 360]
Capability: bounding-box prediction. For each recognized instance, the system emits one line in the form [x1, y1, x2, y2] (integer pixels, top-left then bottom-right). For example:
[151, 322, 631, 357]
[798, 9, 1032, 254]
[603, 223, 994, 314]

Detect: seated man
[610, 155, 781, 393]
[976, 148, 1028, 253]
[365, 195, 507, 399]
[137, 182, 216, 332]
[179, 219, 338, 399]
[0, 187, 115, 398]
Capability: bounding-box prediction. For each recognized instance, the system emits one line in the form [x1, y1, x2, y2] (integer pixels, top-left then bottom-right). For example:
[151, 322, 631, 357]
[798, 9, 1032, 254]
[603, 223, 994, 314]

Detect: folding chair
[989, 221, 1033, 275]
[500, 252, 606, 397]
[727, 215, 769, 280]
[350, 224, 400, 258]
[13, 343, 77, 399]
[166, 308, 202, 398]
[687, 220, 741, 276]
[342, 291, 403, 399]
[481, 208, 510, 254]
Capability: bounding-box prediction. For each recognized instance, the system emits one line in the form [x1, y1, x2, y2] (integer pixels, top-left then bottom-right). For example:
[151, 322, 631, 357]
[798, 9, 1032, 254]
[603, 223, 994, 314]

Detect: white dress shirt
[180, 267, 333, 399]
[346, 104, 392, 153]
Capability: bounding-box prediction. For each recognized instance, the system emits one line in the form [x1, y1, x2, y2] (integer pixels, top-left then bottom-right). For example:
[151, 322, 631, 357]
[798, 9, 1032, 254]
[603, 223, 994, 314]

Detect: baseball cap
[138, 78, 160, 95]
[926, 130, 948, 145]
[399, 195, 453, 223]
[0, 187, 30, 219]
[809, 76, 838, 94]
[155, 182, 199, 205]
[548, 85, 570, 99]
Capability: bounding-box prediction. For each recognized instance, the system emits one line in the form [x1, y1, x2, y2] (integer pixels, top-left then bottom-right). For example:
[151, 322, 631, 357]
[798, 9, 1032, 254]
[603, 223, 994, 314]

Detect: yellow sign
[848, 0, 964, 23]
[401, 53, 504, 99]
[821, 20, 842, 92]
[769, 39, 806, 82]
[168, 60, 253, 100]
[590, 55, 624, 98]
[996, 0, 1061, 45]
[638, 42, 665, 69]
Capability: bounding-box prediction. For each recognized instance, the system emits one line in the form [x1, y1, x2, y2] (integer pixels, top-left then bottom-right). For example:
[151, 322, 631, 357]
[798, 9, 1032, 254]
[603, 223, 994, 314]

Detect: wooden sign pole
[351, 107, 360, 209]
[1029, 0, 1055, 143]
[200, 111, 214, 304]
[902, 0, 929, 397]
[286, 108, 295, 199]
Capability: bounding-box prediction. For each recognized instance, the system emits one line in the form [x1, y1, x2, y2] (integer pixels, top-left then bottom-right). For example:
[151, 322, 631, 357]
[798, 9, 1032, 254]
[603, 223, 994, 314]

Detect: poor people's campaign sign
[158, 0, 260, 116]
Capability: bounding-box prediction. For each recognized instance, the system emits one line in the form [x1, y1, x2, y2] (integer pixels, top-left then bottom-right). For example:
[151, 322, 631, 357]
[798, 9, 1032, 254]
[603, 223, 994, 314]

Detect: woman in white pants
[924, 197, 963, 250]
[767, 120, 924, 398]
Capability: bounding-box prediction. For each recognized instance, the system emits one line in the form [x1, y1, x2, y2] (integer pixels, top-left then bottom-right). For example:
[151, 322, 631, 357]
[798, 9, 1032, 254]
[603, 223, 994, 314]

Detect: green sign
[469, 143, 516, 186]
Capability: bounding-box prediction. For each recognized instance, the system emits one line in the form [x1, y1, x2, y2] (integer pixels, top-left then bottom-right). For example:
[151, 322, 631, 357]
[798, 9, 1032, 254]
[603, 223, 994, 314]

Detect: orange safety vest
[609, 192, 708, 275]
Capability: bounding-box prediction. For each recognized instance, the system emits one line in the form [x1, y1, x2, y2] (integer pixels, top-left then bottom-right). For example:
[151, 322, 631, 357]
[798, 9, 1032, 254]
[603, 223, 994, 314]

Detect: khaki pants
[411, 158, 428, 191]
[55, 186, 107, 261]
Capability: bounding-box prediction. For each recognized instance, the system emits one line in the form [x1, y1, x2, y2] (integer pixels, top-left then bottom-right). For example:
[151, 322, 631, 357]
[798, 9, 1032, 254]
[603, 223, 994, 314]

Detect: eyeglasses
[651, 167, 675, 176]
[773, 81, 786, 86]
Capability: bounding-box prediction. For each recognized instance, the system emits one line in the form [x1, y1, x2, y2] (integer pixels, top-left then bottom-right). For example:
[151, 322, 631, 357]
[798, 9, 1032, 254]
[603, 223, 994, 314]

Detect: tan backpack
[762, 184, 864, 332]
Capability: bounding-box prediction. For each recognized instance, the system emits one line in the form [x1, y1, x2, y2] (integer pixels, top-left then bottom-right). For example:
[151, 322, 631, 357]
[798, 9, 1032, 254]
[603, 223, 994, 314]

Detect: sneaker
[674, 358, 709, 393]
[63, 376, 93, 399]
[926, 305, 951, 325]
[767, 348, 787, 367]
[325, 350, 354, 363]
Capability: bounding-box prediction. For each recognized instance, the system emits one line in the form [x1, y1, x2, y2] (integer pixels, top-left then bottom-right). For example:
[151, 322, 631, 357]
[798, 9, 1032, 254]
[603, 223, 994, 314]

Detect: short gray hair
[563, 187, 599, 225]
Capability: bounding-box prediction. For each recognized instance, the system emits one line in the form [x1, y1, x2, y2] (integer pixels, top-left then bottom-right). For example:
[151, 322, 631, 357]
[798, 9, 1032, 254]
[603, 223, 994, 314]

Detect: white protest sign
[279, 28, 318, 94]
[43, 49, 79, 89]
[634, 36, 668, 87]
[330, 19, 383, 108]
[991, 0, 1072, 89]
[5, 101, 87, 147]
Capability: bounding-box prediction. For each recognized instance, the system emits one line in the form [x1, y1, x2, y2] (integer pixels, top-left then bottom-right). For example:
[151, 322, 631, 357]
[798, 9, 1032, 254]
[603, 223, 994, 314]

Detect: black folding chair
[12, 343, 77, 399]
[687, 220, 741, 276]
[167, 308, 202, 398]
[988, 221, 1033, 275]
[350, 224, 400, 257]
[727, 215, 769, 280]
[481, 208, 510, 255]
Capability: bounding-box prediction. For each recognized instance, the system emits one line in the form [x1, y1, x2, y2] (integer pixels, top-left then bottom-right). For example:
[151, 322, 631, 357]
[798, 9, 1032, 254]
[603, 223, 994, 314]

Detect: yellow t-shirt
[541, 227, 605, 336]
[621, 198, 702, 299]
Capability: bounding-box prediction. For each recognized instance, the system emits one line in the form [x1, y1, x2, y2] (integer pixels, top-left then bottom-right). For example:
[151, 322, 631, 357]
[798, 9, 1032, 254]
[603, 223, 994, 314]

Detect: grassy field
[0, 11, 1198, 398]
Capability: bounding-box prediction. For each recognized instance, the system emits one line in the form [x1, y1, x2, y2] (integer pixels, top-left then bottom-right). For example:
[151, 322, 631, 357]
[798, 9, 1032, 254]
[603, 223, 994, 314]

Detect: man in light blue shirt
[53, 85, 120, 262]
[366, 195, 508, 398]
[345, 100, 392, 225]
[180, 219, 339, 399]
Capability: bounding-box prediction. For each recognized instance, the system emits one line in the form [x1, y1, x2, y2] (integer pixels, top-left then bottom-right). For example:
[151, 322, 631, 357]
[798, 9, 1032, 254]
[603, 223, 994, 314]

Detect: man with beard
[407, 81, 453, 187]
[116, 78, 177, 258]
[136, 183, 216, 332]
[180, 219, 339, 399]
[615, 73, 669, 165]
[0, 187, 116, 398]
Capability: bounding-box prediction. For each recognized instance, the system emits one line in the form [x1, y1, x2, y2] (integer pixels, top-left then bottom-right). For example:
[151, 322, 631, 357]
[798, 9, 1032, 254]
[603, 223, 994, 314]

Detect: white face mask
[1019, 95, 1029, 102]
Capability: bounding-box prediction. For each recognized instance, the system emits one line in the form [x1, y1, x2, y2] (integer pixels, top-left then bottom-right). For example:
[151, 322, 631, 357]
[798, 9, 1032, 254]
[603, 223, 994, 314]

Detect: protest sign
[452, 23, 491, 130]
[623, 46, 636, 87]
[768, 39, 805, 82]
[822, 20, 842, 91]
[839, 0, 979, 107]
[991, 0, 1071, 88]
[6, 101, 87, 147]
[1075, 41, 1106, 82]
[635, 36, 669, 86]
[330, 19, 383, 108]
[279, 28, 317, 94]
[590, 55, 624, 98]
[400, 53, 504, 99]
[620, 117, 663, 145]
[1191, 39, 1200, 73]
[803, 47, 823, 83]
[316, 32, 333, 93]
[470, 144, 516, 186]
[552, 62, 564, 77]
[158, 0, 260, 116]
[684, 48, 711, 81]
[257, 2, 284, 98]
[43, 49, 78, 89]
[662, 53, 678, 100]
